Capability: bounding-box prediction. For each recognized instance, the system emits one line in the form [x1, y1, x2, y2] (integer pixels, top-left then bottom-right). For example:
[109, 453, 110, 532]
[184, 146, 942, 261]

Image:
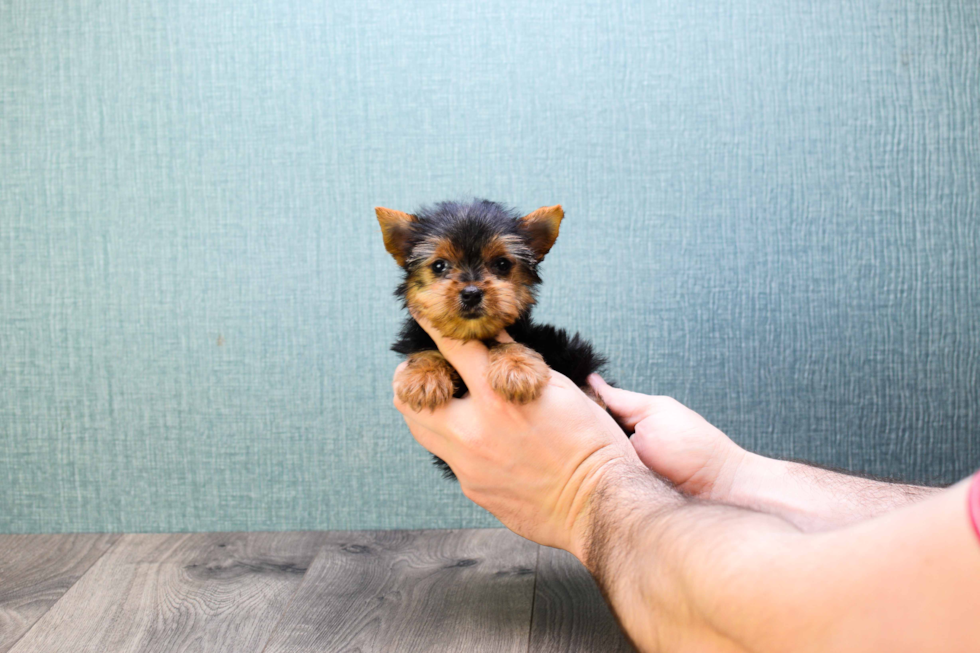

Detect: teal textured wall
[2, 0, 979, 534]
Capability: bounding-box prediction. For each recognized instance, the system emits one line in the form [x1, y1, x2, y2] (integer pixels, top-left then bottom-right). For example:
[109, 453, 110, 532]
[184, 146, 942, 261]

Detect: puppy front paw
[487, 343, 550, 404]
[396, 351, 460, 411]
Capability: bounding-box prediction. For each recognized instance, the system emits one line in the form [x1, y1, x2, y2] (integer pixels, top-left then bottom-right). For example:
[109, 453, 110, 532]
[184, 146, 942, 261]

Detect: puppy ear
[375, 207, 417, 267]
[519, 204, 564, 261]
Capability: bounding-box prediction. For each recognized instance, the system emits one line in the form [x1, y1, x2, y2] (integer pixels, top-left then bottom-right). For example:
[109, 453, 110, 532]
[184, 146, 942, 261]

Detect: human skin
[587, 375, 943, 532]
[393, 319, 980, 652]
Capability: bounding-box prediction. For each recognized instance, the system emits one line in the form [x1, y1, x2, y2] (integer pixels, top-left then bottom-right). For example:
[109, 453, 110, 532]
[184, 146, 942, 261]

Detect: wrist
[572, 456, 682, 569]
[722, 451, 785, 508]
[703, 446, 761, 504]
[723, 454, 863, 531]
[564, 455, 635, 564]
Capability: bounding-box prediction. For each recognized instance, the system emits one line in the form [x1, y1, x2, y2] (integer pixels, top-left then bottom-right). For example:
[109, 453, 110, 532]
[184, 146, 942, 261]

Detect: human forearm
[725, 452, 942, 531]
[588, 378, 942, 531]
[579, 460, 803, 652]
[580, 462, 980, 653]
[589, 378, 945, 532]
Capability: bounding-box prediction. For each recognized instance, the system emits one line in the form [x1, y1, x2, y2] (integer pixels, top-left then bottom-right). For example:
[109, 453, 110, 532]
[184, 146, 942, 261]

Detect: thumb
[587, 374, 657, 432]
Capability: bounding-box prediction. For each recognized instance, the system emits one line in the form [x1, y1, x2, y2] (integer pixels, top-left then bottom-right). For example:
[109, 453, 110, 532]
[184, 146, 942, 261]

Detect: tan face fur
[402, 235, 537, 340]
[376, 204, 563, 341]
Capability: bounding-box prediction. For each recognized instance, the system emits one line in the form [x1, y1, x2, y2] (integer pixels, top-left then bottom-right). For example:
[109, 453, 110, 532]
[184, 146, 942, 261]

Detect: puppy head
[376, 199, 563, 340]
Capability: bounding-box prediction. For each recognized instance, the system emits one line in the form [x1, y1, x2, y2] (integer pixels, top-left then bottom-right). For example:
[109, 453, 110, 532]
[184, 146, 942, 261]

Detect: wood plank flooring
[0, 529, 635, 653]
[0, 534, 120, 653]
[529, 546, 634, 653]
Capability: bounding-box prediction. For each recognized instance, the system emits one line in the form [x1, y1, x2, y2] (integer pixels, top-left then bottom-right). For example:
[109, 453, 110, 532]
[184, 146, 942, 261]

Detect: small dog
[377, 199, 607, 478]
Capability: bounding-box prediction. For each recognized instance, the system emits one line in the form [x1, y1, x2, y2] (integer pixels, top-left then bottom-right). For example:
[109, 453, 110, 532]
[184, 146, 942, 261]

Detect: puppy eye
[491, 258, 512, 275]
[430, 259, 448, 274]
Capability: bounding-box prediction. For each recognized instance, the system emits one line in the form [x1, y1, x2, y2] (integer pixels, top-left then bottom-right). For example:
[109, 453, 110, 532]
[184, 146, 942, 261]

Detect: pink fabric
[969, 471, 980, 547]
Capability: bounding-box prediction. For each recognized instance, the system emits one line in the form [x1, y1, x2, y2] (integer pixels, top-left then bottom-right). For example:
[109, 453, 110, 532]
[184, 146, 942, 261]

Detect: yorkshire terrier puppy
[378, 199, 607, 478]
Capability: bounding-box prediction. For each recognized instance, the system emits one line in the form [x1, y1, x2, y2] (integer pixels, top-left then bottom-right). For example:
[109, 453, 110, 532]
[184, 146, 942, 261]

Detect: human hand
[588, 375, 748, 502]
[392, 321, 644, 561]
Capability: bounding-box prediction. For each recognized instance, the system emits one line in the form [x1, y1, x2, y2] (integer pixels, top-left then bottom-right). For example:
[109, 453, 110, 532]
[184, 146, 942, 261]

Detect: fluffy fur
[379, 199, 608, 479]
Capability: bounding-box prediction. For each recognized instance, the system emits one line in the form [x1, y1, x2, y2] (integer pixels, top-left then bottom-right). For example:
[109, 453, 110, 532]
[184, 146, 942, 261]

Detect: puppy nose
[460, 286, 483, 308]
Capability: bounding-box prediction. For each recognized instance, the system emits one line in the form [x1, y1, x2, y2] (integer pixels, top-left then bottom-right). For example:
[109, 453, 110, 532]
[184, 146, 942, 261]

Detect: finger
[546, 369, 576, 390]
[414, 315, 494, 396]
[587, 374, 658, 431]
[494, 329, 515, 344]
[404, 417, 468, 487]
[392, 377, 453, 429]
[403, 415, 457, 468]
[391, 360, 410, 397]
[393, 393, 450, 434]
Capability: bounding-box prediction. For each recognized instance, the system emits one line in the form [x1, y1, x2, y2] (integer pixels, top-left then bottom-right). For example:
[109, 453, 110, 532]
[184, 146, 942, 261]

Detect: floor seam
[525, 544, 541, 653]
[3, 533, 125, 653]
[256, 537, 325, 653]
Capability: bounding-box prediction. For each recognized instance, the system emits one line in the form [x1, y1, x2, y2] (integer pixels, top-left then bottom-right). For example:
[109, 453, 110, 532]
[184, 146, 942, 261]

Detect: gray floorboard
[0, 534, 120, 653]
[8, 531, 325, 653]
[1, 530, 631, 652]
[261, 529, 538, 653]
[529, 546, 636, 653]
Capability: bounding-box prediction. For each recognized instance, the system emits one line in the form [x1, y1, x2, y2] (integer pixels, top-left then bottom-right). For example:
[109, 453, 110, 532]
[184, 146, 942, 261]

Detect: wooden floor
[0, 529, 635, 652]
